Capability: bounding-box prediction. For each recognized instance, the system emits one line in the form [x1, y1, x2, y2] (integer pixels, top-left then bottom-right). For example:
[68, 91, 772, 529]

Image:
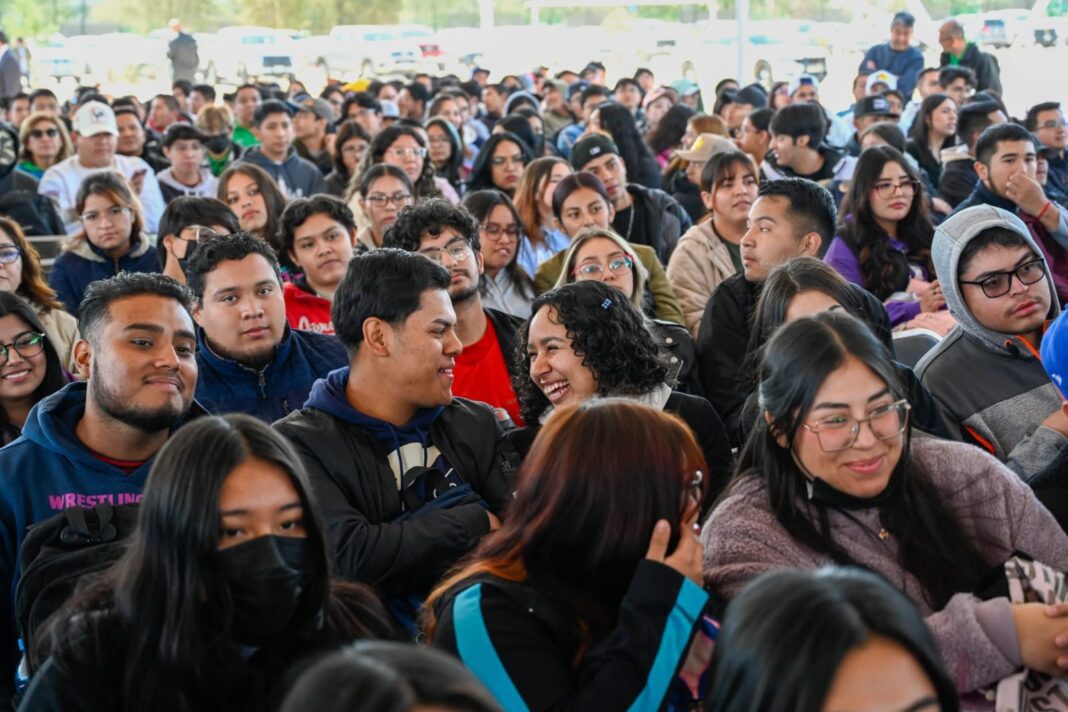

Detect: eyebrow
[295, 225, 344, 241]
[753, 216, 778, 225]
[812, 387, 891, 411]
[220, 501, 303, 517]
[430, 317, 456, 329]
[213, 279, 278, 296]
[972, 252, 1037, 280]
[123, 323, 197, 341]
[531, 335, 564, 347]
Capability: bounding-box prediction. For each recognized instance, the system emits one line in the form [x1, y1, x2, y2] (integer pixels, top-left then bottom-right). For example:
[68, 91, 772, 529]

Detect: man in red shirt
[385, 199, 524, 427]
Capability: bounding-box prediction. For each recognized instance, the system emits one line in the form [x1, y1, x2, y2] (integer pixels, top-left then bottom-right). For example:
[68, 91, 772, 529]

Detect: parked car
[200, 26, 297, 85]
[28, 37, 89, 84]
[301, 26, 420, 80]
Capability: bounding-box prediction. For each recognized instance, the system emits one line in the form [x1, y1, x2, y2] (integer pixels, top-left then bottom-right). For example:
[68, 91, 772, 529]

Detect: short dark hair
[757, 178, 837, 243]
[152, 94, 181, 114]
[359, 163, 413, 199]
[161, 123, 206, 148]
[957, 101, 999, 151]
[633, 67, 653, 80]
[28, 88, 57, 104]
[172, 80, 193, 95]
[958, 225, 1033, 277]
[891, 11, 915, 27]
[191, 84, 216, 102]
[552, 172, 611, 222]
[769, 103, 826, 147]
[157, 197, 240, 271]
[404, 83, 430, 104]
[975, 122, 1034, 166]
[253, 99, 292, 127]
[580, 84, 612, 107]
[1025, 101, 1062, 131]
[860, 121, 907, 152]
[112, 106, 140, 121]
[184, 232, 282, 302]
[746, 107, 775, 133]
[78, 273, 194, 344]
[277, 195, 357, 257]
[938, 65, 976, 89]
[612, 77, 640, 93]
[332, 249, 451, 355]
[235, 83, 262, 98]
[917, 67, 939, 82]
[383, 199, 481, 253]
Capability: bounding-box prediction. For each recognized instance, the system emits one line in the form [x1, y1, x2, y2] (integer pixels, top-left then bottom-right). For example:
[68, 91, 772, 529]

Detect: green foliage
[0, 0, 78, 37]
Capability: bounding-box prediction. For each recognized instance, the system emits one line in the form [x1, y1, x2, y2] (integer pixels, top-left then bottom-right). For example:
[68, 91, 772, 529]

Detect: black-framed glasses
[959, 257, 1046, 299]
[481, 223, 519, 240]
[574, 256, 634, 278]
[0, 332, 45, 366]
[801, 399, 911, 452]
[366, 192, 413, 207]
[872, 179, 920, 200]
[0, 245, 22, 264]
[420, 241, 472, 263]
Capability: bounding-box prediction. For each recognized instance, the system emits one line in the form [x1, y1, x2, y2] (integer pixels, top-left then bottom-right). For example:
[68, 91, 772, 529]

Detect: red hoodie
[284, 281, 334, 335]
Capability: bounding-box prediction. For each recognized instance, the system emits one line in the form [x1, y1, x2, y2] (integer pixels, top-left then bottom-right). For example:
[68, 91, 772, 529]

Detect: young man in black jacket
[384, 199, 525, 427]
[273, 249, 515, 631]
[696, 178, 891, 447]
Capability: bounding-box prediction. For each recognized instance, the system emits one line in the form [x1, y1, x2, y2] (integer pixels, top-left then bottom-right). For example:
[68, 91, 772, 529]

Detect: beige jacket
[37, 305, 79, 372]
[666, 221, 740, 337]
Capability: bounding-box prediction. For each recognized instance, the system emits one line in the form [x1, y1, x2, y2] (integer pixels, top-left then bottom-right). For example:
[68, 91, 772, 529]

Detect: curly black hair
[383, 198, 482, 253]
[512, 280, 671, 423]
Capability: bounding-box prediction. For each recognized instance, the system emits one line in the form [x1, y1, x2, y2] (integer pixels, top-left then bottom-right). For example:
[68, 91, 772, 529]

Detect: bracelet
[1037, 201, 1054, 220]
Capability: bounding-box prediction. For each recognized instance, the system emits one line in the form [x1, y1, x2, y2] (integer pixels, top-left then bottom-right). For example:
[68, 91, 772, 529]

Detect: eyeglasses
[428, 136, 451, 145]
[959, 257, 1047, 298]
[420, 241, 472, 263]
[872, 179, 920, 200]
[340, 143, 366, 155]
[29, 128, 59, 139]
[574, 256, 634, 278]
[386, 147, 427, 159]
[481, 224, 519, 240]
[176, 225, 223, 242]
[802, 400, 911, 452]
[0, 332, 45, 366]
[366, 192, 413, 207]
[80, 206, 130, 224]
[491, 155, 526, 167]
[1037, 118, 1068, 131]
[0, 245, 21, 264]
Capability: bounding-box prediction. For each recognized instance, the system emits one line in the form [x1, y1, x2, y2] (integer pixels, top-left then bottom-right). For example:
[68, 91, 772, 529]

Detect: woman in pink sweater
[702, 310, 1068, 702]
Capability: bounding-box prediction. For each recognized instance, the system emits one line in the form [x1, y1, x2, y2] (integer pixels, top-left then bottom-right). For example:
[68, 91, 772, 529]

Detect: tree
[0, 0, 77, 37]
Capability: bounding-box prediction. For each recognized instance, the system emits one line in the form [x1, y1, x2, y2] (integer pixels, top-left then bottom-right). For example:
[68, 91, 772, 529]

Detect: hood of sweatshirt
[934, 204, 1060, 353]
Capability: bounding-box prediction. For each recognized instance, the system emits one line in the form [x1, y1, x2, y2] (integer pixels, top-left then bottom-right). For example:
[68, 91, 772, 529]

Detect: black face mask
[218, 535, 317, 647]
[175, 240, 199, 275]
[204, 135, 231, 153]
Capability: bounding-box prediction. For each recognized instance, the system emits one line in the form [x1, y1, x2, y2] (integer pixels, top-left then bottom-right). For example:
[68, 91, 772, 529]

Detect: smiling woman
[0, 292, 68, 444]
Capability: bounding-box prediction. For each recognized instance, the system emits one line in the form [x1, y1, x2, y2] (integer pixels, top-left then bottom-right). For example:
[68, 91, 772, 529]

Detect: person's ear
[796, 135, 809, 150]
[162, 234, 176, 255]
[700, 190, 715, 212]
[361, 317, 392, 357]
[192, 299, 204, 326]
[800, 232, 822, 257]
[474, 248, 484, 275]
[975, 160, 990, 184]
[348, 227, 357, 248]
[72, 339, 92, 380]
[765, 411, 789, 449]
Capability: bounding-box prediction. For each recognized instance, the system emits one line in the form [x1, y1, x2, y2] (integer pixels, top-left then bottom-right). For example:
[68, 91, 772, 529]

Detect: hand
[646, 517, 704, 585]
[1041, 403, 1068, 438]
[919, 280, 945, 313]
[1013, 602, 1068, 676]
[486, 511, 502, 531]
[1004, 171, 1048, 216]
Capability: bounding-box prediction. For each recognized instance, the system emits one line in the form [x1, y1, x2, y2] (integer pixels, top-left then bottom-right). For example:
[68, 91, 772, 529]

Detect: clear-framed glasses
[959, 257, 1046, 299]
[0, 332, 45, 366]
[801, 399, 911, 452]
[872, 179, 920, 200]
[176, 225, 223, 242]
[80, 206, 130, 224]
[428, 135, 451, 145]
[1037, 118, 1068, 131]
[481, 223, 519, 240]
[340, 143, 367, 156]
[574, 256, 634, 278]
[366, 192, 413, 207]
[0, 245, 22, 264]
[387, 146, 427, 159]
[420, 241, 472, 263]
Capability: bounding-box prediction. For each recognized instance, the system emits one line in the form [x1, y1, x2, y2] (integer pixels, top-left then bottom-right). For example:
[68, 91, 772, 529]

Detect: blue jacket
[239, 147, 328, 199]
[859, 43, 925, 98]
[0, 382, 203, 695]
[48, 234, 160, 315]
[194, 325, 348, 423]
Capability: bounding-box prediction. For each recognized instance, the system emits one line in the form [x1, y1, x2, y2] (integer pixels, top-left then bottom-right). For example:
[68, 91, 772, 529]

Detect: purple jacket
[701, 438, 1068, 696]
[824, 235, 926, 327]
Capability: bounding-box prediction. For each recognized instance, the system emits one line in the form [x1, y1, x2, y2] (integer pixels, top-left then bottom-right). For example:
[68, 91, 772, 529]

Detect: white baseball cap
[73, 101, 118, 137]
[865, 71, 898, 94]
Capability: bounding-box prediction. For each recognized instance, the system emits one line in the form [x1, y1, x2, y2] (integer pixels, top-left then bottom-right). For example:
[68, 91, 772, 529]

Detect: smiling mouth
[541, 380, 570, 403]
[2, 369, 31, 381]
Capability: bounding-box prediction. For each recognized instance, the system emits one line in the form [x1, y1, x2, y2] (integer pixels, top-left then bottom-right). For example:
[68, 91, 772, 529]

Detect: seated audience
[156, 123, 217, 203]
[465, 132, 532, 197]
[325, 120, 370, 197]
[185, 233, 347, 422]
[48, 172, 160, 314]
[196, 104, 244, 178]
[218, 163, 287, 252]
[513, 156, 572, 277]
[461, 190, 535, 319]
[16, 112, 72, 180]
[355, 126, 456, 205]
[761, 103, 857, 185]
[239, 100, 326, 199]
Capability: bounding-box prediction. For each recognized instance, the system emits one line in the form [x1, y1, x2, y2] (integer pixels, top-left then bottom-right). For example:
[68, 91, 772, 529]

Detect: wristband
[1037, 201, 1054, 220]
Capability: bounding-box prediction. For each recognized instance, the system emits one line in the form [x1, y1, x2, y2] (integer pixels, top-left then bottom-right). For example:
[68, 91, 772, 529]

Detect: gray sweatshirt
[702, 437, 1068, 696]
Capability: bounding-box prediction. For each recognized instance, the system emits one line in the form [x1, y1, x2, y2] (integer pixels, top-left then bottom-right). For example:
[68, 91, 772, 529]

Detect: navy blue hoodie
[0, 382, 202, 696]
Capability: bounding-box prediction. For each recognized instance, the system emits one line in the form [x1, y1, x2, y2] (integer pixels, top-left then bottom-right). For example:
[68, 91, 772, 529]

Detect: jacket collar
[71, 232, 151, 264]
[196, 323, 294, 377]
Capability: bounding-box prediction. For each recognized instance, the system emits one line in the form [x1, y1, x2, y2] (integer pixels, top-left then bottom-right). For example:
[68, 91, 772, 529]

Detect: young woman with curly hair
[354, 126, 456, 205]
[509, 280, 733, 503]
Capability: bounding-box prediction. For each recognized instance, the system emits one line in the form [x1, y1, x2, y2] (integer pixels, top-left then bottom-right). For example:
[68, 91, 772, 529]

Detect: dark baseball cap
[854, 94, 900, 119]
[571, 134, 620, 170]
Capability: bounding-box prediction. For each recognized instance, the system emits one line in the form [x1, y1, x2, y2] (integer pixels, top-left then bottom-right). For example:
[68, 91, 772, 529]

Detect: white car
[301, 25, 421, 80]
[201, 27, 297, 85]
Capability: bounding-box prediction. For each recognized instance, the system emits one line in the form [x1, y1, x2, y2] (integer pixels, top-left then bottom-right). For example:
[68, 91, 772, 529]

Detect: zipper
[257, 369, 267, 399]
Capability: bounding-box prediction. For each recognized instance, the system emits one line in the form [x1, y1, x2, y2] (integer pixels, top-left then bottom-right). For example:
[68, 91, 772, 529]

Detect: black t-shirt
[611, 198, 650, 249]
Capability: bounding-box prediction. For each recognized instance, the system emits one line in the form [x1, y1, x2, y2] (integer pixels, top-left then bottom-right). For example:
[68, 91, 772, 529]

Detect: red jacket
[284, 281, 334, 335]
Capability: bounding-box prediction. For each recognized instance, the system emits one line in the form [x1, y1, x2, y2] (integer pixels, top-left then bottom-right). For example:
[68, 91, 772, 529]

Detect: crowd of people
[0, 10, 1066, 711]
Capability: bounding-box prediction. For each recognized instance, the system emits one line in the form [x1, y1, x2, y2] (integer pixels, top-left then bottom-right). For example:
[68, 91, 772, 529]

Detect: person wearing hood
[0, 273, 202, 704]
[238, 100, 327, 200]
[48, 172, 160, 315]
[953, 122, 1068, 305]
[761, 103, 857, 186]
[186, 233, 347, 423]
[273, 249, 515, 633]
[916, 204, 1068, 481]
[157, 123, 218, 204]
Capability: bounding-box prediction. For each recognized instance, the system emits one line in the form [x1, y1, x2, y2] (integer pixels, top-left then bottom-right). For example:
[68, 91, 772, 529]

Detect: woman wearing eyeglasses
[461, 190, 535, 318]
[324, 120, 370, 198]
[825, 146, 948, 331]
[354, 126, 459, 206]
[465, 133, 532, 197]
[702, 310, 1068, 700]
[48, 172, 160, 315]
[355, 165, 414, 252]
[16, 113, 73, 181]
[0, 292, 68, 445]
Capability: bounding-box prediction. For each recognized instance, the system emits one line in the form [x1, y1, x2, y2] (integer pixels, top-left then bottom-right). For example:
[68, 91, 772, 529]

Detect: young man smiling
[185, 233, 347, 422]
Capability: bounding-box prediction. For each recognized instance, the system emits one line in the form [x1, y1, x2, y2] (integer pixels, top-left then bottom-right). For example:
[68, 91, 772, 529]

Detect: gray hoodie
[916, 204, 1066, 480]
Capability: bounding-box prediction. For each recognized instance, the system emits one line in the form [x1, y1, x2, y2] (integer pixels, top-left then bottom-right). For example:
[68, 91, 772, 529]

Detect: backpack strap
[58, 503, 117, 546]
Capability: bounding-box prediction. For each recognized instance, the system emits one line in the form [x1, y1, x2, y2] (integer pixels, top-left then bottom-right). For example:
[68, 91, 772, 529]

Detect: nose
[530, 350, 550, 379]
[443, 328, 462, 357]
[155, 343, 181, 370]
[240, 299, 265, 318]
[851, 419, 879, 449]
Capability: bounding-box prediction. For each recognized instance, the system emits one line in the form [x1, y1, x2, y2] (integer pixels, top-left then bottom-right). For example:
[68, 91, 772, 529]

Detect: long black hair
[466, 132, 532, 195]
[596, 102, 658, 185]
[908, 93, 959, 174]
[425, 116, 464, 192]
[734, 311, 991, 610]
[646, 104, 695, 156]
[0, 292, 67, 444]
[460, 189, 535, 301]
[837, 146, 935, 300]
[709, 567, 959, 712]
[513, 281, 670, 423]
[34, 414, 392, 712]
